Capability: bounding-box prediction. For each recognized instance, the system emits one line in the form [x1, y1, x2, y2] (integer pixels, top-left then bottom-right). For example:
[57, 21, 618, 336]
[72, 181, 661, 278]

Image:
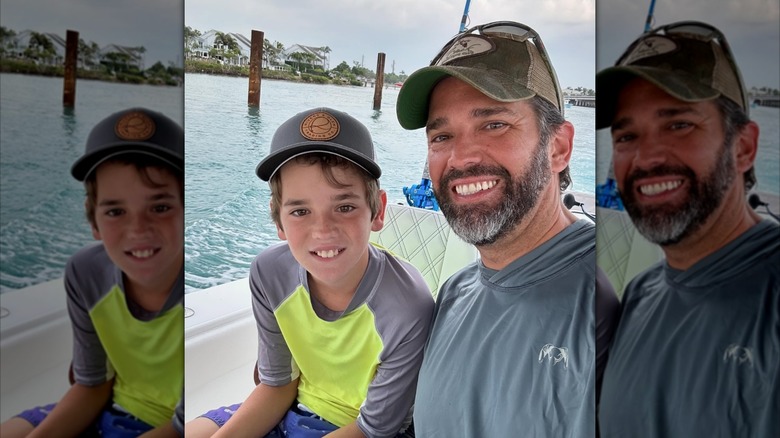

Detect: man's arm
[211, 379, 298, 438]
[27, 380, 113, 438]
[596, 267, 621, 404]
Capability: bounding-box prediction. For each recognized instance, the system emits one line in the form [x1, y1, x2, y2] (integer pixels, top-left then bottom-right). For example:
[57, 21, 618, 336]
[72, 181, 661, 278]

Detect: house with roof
[282, 44, 330, 71]
[99, 44, 145, 71]
[189, 29, 250, 66]
[2, 30, 66, 66]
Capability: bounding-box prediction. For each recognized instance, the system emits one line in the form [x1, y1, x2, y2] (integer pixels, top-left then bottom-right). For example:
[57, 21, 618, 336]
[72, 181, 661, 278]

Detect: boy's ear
[272, 200, 287, 241]
[371, 190, 388, 232]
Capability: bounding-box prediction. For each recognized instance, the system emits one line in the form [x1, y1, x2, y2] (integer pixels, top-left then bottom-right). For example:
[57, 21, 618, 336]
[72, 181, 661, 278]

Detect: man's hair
[269, 153, 382, 228]
[85, 155, 184, 229]
[529, 96, 570, 191]
[715, 96, 755, 192]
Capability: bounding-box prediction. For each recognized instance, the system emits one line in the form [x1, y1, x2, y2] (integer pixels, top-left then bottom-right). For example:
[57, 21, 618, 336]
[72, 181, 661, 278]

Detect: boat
[1, 194, 603, 423]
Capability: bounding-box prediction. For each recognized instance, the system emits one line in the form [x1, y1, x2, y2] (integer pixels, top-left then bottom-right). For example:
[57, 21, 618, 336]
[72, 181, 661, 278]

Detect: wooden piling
[63, 30, 78, 107]
[248, 30, 264, 107]
[372, 53, 385, 111]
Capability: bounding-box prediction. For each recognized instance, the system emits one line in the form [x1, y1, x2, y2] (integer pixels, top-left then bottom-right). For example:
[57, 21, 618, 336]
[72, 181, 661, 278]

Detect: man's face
[274, 160, 385, 293]
[425, 77, 552, 246]
[91, 162, 184, 295]
[610, 78, 736, 246]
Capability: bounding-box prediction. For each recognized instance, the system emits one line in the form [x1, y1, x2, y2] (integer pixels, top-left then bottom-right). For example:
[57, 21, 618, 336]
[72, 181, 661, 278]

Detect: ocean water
[0, 73, 183, 293]
[183, 73, 597, 292]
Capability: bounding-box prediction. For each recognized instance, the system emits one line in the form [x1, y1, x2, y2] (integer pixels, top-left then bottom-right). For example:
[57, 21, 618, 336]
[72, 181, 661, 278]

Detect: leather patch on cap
[622, 36, 677, 65]
[115, 111, 156, 141]
[300, 111, 340, 141]
[437, 35, 495, 65]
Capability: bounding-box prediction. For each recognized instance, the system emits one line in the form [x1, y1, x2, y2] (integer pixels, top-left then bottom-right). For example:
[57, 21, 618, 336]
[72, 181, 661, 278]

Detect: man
[596, 21, 779, 437]
[396, 21, 619, 436]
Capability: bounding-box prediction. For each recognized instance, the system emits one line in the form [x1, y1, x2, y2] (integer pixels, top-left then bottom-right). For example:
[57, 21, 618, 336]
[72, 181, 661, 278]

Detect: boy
[0, 108, 185, 437]
[187, 107, 433, 438]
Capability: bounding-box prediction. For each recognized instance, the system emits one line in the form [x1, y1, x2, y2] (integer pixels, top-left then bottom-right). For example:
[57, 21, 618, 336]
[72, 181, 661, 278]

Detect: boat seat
[370, 203, 478, 298]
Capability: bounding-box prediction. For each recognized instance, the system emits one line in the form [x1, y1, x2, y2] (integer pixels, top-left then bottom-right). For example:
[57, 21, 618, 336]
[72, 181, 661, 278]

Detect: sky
[1, 0, 777, 90]
[0, 0, 183, 67]
[184, 0, 597, 89]
[598, 0, 780, 89]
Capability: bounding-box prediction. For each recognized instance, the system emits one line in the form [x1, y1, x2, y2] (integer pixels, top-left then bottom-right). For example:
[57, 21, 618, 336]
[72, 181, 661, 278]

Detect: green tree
[263, 39, 284, 66]
[25, 32, 56, 62]
[184, 26, 202, 53]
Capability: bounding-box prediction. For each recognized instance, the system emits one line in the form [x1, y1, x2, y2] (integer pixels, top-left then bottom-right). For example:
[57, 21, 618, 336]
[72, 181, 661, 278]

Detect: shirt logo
[723, 344, 754, 367]
[114, 111, 156, 141]
[300, 111, 340, 141]
[539, 344, 569, 368]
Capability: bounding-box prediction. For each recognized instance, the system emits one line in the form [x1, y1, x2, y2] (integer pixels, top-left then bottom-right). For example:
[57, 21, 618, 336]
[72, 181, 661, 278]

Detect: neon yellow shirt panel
[275, 286, 383, 427]
[90, 286, 184, 427]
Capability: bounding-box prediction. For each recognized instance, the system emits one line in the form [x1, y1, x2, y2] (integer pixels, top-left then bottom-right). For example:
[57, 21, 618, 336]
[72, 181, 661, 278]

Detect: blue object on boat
[596, 177, 624, 210]
[404, 178, 440, 211]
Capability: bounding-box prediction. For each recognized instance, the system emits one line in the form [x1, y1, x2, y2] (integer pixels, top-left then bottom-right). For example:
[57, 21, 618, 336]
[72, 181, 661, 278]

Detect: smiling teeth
[316, 249, 341, 259]
[640, 180, 682, 196]
[455, 180, 496, 196]
[131, 249, 155, 259]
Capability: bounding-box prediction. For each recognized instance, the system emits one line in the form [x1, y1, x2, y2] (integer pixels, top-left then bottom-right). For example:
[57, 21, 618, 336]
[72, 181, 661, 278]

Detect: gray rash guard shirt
[65, 243, 184, 434]
[414, 220, 619, 437]
[599, 220, 780, 437]
[251, 243, 434, 438]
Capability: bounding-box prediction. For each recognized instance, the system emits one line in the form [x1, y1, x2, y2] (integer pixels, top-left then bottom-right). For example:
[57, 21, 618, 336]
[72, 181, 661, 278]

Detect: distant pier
[565, 96, 595, 108]
[751, 95, 779, 108]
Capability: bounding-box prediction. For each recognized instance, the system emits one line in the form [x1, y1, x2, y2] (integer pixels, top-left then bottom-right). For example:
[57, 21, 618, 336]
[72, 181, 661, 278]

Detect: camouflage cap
[71, 107, 183, 181]
[596, 21, 748, 129]
[396, 21, 563, 130]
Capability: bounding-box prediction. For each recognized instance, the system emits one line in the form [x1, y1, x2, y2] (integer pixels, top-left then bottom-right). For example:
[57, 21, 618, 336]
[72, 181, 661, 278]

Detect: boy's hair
[269, 153, 382, 228]
[85, 154, 184, 229]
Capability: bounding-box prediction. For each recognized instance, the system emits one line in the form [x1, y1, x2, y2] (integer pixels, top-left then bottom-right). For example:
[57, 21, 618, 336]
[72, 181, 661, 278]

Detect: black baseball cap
[71, 107, 183, 181]
[256, 107, 381, 181]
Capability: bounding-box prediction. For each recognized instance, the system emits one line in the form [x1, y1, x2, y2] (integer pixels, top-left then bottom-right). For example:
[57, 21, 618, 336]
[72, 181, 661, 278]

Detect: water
[596, 105, 780, 196]
[0, 73, 183, 293]
[184, 73, 597, 292]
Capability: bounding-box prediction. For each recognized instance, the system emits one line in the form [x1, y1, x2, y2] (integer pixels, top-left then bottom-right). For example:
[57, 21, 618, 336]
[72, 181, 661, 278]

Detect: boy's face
[91, 161, 184, 295]
[275, 160, 386, 293]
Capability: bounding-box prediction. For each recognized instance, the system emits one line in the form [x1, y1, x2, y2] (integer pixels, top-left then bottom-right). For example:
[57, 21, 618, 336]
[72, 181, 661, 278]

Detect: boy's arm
[212, 380, 298, 438]
[356, 288, 434, 438]
[325, 421, 366, 438]
[138, 421, 179, 437]
[26, 380, 113, 438]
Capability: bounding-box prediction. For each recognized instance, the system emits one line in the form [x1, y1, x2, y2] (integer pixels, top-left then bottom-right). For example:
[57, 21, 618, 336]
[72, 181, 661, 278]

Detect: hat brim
[397, 66, 536, 130]
[70, 141, 184, 181]
[255, 141, 382, 181]
[596, 65, 720, 129]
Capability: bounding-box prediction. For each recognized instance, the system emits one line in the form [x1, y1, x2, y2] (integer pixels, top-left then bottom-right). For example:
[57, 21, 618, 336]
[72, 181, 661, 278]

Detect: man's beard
[435, 141, 550, 246]
[619, 142, 734, 246]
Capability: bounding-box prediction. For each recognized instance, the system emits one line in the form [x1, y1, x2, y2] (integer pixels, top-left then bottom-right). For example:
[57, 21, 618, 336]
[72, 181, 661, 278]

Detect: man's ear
[734, 121, 759, 174]
[549, 121, 574, 173]
[272, 200, 287, 241]
[371, 190, 388, 232]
